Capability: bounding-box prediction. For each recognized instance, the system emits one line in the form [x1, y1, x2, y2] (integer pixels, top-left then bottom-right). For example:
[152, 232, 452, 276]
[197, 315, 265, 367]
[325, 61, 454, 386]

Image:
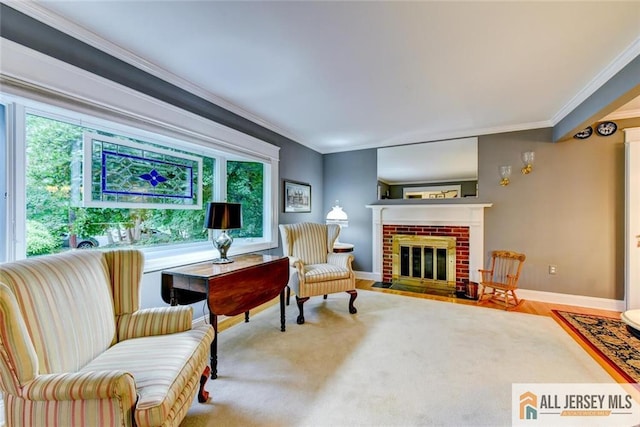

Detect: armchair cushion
[81, 326, 212, 427]
[304, 263, 351, 283]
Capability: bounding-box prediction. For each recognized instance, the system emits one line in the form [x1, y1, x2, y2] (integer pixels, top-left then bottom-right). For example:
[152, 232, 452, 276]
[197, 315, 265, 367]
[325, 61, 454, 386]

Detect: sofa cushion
[0, 251, 116, 374]
[80, 324, 213, 427]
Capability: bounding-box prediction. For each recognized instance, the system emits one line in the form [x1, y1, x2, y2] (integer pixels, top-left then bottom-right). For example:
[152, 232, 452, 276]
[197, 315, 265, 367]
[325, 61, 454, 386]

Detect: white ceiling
[22, 1, 640, 153]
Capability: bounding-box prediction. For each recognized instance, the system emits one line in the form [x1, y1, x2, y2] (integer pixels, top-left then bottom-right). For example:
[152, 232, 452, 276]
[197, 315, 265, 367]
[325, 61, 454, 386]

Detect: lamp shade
[326, 202, 348, 227]
[204, 202, 243, 230]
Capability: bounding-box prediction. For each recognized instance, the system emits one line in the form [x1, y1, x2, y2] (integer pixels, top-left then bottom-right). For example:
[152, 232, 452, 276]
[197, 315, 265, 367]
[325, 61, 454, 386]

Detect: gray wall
[325, 120, 639, 300]
[479, 127, 626, 300]
[323, 149, 377, 272]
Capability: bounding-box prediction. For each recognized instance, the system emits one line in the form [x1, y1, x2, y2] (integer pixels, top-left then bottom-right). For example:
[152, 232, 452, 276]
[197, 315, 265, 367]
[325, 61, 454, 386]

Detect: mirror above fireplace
[377, 137, 478, 199]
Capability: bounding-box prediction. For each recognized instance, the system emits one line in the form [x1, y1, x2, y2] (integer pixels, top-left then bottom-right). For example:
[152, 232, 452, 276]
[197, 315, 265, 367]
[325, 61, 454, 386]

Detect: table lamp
[326, 200, 348, 244]
[204, 202, 243, 264]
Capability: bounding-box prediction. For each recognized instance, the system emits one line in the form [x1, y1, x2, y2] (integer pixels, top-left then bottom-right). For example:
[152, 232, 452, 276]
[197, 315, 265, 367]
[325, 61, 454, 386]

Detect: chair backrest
[279, 222, 340, 265]
[0, 251, 122, 376]
[488, 250, 526, 287]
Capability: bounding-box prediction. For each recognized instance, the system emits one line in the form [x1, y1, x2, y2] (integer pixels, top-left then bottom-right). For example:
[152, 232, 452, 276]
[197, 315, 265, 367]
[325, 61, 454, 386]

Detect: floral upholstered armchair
[279, 222, 357, 324]
[0, 249, 214, 427]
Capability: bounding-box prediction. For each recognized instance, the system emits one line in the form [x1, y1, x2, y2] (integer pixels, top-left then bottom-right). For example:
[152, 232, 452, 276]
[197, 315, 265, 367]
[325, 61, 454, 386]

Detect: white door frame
[625, 127, 640, 310]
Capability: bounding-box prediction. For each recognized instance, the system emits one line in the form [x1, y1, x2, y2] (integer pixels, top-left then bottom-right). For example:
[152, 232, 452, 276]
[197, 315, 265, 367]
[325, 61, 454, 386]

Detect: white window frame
[0, 39, 280, 271]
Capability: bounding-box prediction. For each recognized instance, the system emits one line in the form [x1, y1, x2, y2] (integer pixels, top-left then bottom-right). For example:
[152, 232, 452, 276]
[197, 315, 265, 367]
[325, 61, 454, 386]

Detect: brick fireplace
[366, 202, 492, 289]
[383, 224, 470, 293]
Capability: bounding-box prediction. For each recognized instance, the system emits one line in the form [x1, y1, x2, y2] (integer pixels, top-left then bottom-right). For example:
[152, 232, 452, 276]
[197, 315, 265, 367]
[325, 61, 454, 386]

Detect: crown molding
[603, 108, 640, 121]
[551, 36, 640, 125]
[321, 120, 552, 154]
[5, 1, 305, 145]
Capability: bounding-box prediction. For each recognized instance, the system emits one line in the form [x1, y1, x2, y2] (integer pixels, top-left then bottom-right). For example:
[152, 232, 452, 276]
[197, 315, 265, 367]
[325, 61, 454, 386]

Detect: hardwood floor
[356, 279, 621, 318]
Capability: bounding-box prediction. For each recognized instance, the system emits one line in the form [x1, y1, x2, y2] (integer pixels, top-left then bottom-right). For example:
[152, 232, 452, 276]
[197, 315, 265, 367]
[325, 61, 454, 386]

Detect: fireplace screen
[393, 235, 456, 293]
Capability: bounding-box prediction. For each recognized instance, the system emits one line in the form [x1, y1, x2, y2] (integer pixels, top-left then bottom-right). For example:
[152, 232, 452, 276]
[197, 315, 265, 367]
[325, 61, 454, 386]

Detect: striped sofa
[279, 222, 357, 324]
[0, 249, 215, 427]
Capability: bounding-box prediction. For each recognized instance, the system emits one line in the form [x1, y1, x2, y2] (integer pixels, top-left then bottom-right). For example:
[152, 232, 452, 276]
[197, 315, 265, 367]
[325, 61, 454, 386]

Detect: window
[2, 97, 277, 267]
[0, 104, 6, 263]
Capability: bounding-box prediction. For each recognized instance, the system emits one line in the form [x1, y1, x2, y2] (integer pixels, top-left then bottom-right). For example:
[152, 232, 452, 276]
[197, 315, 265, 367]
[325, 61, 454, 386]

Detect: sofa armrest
[327, 252, 354, 270]
[117, 306, 193, 341]
[22, 371, 136, 403]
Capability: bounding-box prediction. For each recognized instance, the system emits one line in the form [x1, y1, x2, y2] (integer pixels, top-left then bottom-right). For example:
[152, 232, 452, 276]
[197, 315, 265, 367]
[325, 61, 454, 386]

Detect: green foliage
[26, 220, 60, 256]
[24, 115, 263, 257]
[227, 161, 263, 238]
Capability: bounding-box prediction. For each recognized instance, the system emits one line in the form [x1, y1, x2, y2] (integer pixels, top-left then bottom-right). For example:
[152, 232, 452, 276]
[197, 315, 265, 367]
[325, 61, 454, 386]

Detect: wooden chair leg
[296, 296, 309, 324]
[198, 366, 211, 403]
[286, 286, 291, 306]
[511, 290, 519, 306]
[347, 290, 358, 314]
[477, 285, 486, 304]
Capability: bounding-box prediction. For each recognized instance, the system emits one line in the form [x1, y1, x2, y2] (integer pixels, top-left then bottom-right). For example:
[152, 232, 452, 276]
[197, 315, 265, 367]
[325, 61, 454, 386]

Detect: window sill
[142, 240, 276, 273]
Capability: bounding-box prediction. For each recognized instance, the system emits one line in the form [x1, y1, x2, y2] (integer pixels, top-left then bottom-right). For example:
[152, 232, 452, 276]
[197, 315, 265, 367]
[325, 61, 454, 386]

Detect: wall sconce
[499, 165, 511, 186]
[521, 151, 535, 174]
[326, 200, 348, 244]
[204, 202, 243, 264]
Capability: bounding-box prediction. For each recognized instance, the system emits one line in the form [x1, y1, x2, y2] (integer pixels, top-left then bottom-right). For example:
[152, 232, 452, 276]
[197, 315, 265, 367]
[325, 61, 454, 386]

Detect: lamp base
[212, 257, 234, 264]
[212, 230, 234, 264]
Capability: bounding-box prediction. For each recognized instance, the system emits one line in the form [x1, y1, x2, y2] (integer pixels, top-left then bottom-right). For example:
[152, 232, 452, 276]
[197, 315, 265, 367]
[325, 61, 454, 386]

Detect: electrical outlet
[549, 265, 557, 275]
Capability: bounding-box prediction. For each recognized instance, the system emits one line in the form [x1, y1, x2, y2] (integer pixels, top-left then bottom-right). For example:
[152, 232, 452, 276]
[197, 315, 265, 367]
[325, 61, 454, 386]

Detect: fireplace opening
[392, 235, 456, 295]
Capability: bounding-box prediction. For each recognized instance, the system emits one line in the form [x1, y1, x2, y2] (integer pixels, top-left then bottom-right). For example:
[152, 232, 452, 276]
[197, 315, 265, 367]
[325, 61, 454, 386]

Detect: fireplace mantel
[366, 203, 492, 283]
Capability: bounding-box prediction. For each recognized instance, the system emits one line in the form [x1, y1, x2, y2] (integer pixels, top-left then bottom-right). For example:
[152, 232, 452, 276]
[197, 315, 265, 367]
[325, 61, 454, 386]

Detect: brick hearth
[382, 224, 470, 292]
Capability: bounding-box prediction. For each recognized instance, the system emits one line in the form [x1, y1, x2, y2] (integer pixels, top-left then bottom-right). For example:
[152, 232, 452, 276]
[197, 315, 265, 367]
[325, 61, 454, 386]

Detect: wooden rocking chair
[477, 250, 526, 310]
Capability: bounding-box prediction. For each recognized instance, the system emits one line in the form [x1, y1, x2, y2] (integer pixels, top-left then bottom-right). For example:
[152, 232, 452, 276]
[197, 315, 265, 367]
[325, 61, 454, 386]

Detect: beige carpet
[183, 290, 613, 426]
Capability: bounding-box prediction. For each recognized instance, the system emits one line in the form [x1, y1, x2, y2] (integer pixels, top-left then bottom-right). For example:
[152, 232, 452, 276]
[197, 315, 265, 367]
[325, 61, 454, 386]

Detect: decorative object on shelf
[283, 180, 311, 212]
[204, 202, 243, 264]
[499, 165, 511, 186]
[573, 126, 593, 140]
[521, 151, 535, 174]
[326, 200, 349, 244]
[596, 121, 617, 137]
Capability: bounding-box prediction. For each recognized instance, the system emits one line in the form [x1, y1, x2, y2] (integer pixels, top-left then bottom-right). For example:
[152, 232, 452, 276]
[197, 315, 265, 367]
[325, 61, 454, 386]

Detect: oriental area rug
[181, 291, 613, 426]
[553, 310, 640, 384]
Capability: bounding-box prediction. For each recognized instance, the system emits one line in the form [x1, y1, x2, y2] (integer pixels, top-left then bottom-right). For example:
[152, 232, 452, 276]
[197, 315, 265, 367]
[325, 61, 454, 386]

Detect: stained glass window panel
[84, 132, 203, 209]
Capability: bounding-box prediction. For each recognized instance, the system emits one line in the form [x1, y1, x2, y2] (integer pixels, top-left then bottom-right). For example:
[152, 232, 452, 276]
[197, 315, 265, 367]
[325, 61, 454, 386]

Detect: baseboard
[355, 271, 380, 281]
[517, 288, 625, 312]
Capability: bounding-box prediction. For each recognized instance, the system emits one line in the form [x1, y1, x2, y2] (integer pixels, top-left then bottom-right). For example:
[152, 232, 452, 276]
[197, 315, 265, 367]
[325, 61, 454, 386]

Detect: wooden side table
[161, 254, 289, 378]
[333, 242, 354, 253]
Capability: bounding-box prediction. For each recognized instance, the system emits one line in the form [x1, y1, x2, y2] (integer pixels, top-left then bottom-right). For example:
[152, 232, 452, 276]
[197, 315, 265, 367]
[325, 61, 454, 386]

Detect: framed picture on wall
[284, 180, 311, 213]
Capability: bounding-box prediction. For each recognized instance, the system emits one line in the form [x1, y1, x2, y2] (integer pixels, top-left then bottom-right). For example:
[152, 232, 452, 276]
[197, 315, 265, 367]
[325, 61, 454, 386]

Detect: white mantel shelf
[366, 203, 493, 282]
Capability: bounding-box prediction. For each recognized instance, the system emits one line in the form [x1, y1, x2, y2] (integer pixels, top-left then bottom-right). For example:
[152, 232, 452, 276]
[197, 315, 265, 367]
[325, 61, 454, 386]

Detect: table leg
[210, 311, 218, 379]
[280, 288, 286, 332]
[245, 311, 250, 323]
